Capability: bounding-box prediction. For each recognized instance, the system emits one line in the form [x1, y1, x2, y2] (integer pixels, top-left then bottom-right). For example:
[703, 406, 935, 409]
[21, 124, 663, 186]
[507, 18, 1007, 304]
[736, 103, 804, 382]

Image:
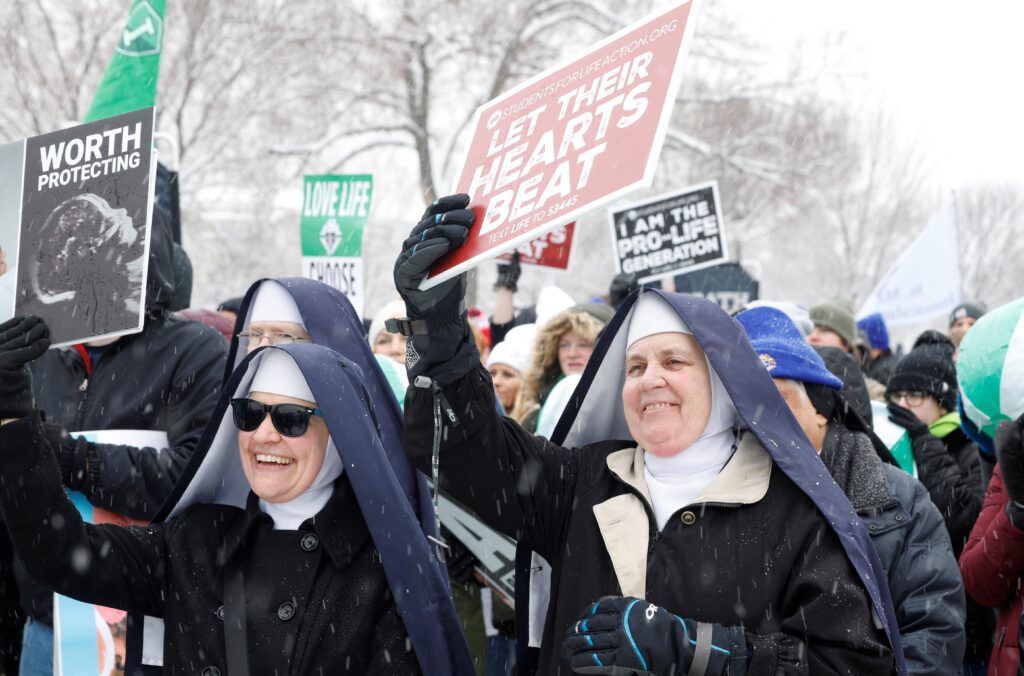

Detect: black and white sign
[12, 108, 155, 346]
[674, 262, 759, 313]
[609, 180, 726, 282]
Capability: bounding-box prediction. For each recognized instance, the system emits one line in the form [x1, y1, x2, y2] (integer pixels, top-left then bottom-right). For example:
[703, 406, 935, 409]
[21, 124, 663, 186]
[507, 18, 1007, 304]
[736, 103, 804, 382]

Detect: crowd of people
[0, 193, 1019, 676]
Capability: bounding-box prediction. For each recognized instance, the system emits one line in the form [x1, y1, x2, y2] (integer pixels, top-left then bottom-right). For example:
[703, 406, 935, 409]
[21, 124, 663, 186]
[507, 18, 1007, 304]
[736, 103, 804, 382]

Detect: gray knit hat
[809, 299, 857, 350]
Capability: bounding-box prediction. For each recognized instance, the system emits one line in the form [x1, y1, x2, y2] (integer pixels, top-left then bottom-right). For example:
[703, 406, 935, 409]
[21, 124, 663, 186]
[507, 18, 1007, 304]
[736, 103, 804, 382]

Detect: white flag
[857, 203, 960, 326]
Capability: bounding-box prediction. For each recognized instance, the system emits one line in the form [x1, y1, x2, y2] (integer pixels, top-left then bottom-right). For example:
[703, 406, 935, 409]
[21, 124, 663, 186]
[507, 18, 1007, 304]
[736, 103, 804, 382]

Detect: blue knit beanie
[736, 306, 844, 390]
[856, 313, 890, 351]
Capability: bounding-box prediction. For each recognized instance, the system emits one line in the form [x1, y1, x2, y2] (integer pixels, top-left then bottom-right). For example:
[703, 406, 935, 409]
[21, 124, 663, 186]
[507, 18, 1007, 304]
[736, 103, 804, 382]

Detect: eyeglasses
[230, 398, 323, 437]
[887, 391, 928, 407]
[236, 331, 310, 347]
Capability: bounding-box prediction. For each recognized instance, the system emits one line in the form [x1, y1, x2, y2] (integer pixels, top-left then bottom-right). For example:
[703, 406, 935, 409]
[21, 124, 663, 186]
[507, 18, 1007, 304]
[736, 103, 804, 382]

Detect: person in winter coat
[738, 306, 966, 674]
[857, 313, 899, 386]
[0, 316, 473, 675]
[886, 342, 994, 668]
[390, 195, 904, 675]
[957, 297, 1024, 676]
[6, 208, 227, 672]
[512, 303, 613, 431]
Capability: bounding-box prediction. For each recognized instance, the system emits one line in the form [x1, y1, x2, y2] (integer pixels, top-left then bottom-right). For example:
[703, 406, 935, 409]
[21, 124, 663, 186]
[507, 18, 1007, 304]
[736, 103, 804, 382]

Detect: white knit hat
[487, 324, 537, 373]
[369, 299, 407, 345]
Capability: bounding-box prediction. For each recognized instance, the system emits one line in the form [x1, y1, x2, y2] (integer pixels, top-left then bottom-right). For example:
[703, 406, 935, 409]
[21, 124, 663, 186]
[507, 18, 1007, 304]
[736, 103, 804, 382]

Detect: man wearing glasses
[886, 340, 994, 670]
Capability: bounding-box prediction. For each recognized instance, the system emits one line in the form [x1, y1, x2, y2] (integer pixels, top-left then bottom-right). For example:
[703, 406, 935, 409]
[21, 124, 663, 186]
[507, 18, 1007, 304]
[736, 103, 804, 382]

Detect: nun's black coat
[406, 365, 894, 675]
[0, 413, 420, 676]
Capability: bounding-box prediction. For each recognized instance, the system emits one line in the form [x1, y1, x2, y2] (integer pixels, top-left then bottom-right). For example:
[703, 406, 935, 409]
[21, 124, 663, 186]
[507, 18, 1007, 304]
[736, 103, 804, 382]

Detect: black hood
[144, 206, 176, 315]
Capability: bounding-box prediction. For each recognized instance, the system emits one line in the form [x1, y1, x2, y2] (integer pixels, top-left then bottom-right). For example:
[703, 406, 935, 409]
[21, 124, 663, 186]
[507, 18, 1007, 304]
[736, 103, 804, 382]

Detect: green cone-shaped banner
[85, 0, 166, 122]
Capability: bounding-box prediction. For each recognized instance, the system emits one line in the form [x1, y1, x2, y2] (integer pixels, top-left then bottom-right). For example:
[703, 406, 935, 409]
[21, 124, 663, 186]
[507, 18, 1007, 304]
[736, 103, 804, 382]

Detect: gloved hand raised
[392, 194, 478, 384]
[394, 194, 474, 319]
[887, 403, 929, 439]
[562, 596, 745, 675]
[996, 413, 1024, 527]
[0, 316, 50, 419]
[494, 251, 521, 292]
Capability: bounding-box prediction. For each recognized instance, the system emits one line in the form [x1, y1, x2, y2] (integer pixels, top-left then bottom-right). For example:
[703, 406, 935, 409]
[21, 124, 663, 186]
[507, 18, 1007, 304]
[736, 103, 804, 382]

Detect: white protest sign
[858, 202, 960, 326]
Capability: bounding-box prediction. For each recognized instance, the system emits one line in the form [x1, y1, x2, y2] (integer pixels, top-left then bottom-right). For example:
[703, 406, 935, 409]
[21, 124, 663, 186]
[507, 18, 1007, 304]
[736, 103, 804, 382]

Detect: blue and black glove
[562, 596, 746, 675]
[392, 194, 478, 385]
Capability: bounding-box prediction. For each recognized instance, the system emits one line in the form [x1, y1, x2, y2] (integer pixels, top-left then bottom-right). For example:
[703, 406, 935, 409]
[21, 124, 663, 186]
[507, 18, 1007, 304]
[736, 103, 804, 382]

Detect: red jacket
[960, 465, 1024, 675]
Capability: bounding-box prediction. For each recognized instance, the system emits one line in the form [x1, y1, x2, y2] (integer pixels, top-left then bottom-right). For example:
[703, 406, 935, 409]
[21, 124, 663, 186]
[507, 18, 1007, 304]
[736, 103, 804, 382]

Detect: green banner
[300, 174, 373, 257]
[85, 0, 166, 123]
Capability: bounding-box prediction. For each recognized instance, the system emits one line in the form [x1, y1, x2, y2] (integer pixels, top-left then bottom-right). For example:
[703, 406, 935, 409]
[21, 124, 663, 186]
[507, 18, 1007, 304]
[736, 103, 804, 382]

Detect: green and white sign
[300, 174, 372, 316]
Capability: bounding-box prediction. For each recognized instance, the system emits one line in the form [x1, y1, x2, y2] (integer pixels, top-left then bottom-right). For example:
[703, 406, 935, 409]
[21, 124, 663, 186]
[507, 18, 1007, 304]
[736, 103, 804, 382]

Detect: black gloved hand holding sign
[0, 316, 50, 420]
[996, 413, 1024, 528]
[392, 194, 479, 385]
[562, 596, 746, 675]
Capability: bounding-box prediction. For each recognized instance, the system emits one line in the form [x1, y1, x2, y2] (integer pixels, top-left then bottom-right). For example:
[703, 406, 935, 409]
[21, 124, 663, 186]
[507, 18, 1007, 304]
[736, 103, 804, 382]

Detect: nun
[391, 195, 905, 675]
[0, 314, 472, 675]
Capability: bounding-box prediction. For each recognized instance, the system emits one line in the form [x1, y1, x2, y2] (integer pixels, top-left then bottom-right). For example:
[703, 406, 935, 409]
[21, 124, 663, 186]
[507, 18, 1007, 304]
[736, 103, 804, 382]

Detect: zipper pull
[79, 378, 88, 392]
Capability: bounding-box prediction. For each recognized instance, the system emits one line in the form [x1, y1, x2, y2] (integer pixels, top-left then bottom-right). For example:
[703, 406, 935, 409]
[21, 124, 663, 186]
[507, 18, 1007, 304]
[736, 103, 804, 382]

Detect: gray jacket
[822, 424, 966, 675]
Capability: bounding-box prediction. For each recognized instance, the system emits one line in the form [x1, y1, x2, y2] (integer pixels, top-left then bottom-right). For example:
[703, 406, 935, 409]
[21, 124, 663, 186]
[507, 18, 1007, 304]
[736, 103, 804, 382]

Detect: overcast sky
[719, 0, 1024, 190]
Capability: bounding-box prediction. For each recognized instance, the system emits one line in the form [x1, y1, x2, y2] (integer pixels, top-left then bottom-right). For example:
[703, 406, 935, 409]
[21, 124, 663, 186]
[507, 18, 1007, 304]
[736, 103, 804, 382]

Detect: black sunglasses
[230, 398, 323, 437]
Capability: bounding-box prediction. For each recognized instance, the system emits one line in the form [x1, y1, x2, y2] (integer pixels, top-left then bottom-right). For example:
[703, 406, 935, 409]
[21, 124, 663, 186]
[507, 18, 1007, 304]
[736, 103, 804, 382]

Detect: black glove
[393, 194, 478, 384]
[887, 403, 929, 439]
[494, 251, 521, 292]
[0, 316, 50, 419]
[562, 596, 745, 675]
[42, 421, 90, 490]
[996, 413, 1024, 527]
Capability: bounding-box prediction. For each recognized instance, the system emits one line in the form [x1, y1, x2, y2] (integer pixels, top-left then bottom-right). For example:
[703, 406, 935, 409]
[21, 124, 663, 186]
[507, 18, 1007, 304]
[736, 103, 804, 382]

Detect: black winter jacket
[0, 413, 419, 676]
[13, 209, 227, 627]
[820, 424, 965, 674]
[405, 364, 895, 675]
[911, 426, 994, 663]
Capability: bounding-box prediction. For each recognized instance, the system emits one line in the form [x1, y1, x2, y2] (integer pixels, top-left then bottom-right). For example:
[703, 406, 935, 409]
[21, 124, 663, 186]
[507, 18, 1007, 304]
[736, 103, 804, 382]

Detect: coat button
[895, 515, 903, 522]
[680, 511, 696, 525]
[301, 533, 319, 552]
[201, 667, 220, 676]
[277, 601, 296, 621]
[215, 605, 224, 620]
[869, 524, 878, 531]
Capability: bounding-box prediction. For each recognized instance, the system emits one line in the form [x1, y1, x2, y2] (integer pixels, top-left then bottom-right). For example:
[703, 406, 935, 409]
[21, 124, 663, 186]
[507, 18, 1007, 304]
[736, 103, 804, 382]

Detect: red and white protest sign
[422, 0, 702, 289]
[497, 222, 576, 270]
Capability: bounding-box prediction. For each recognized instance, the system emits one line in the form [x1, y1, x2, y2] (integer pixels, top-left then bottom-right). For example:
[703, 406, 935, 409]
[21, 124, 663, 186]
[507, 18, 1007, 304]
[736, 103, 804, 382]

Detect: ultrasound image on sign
[14, 108, 155, 346]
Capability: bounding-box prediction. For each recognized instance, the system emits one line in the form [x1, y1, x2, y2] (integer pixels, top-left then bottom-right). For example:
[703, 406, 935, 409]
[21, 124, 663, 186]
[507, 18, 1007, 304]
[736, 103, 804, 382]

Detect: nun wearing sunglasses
[0, 317, 473, 676]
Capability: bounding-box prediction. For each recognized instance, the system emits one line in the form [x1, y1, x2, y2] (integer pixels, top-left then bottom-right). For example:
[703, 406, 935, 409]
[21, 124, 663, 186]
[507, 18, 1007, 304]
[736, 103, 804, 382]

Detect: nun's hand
[561, 596, 744, 675]
[0, 317, 50, 421]
[394, 194, 475, 318]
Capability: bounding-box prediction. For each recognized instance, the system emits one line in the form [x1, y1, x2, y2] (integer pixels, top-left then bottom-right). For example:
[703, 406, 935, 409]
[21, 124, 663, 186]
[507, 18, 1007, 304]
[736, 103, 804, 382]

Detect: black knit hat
[948, 301, 987, 328]
[886, 344, 957, 411]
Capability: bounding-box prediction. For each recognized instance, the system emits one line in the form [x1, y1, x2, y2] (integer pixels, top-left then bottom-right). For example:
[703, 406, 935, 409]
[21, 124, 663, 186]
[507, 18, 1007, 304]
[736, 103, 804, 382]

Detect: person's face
[622, 332, 712, 458]
[558, 330, 595, 375]
[808, 325, 849, 352]
[951, 316, 977, 333]
[774, 379, 829, 452]
[889, 391, 946, 426]
[238, 392, 329, 504]
[373, 330, 408, 363]
[245, 321, 310, 354]
[488, 363, 521, 411]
